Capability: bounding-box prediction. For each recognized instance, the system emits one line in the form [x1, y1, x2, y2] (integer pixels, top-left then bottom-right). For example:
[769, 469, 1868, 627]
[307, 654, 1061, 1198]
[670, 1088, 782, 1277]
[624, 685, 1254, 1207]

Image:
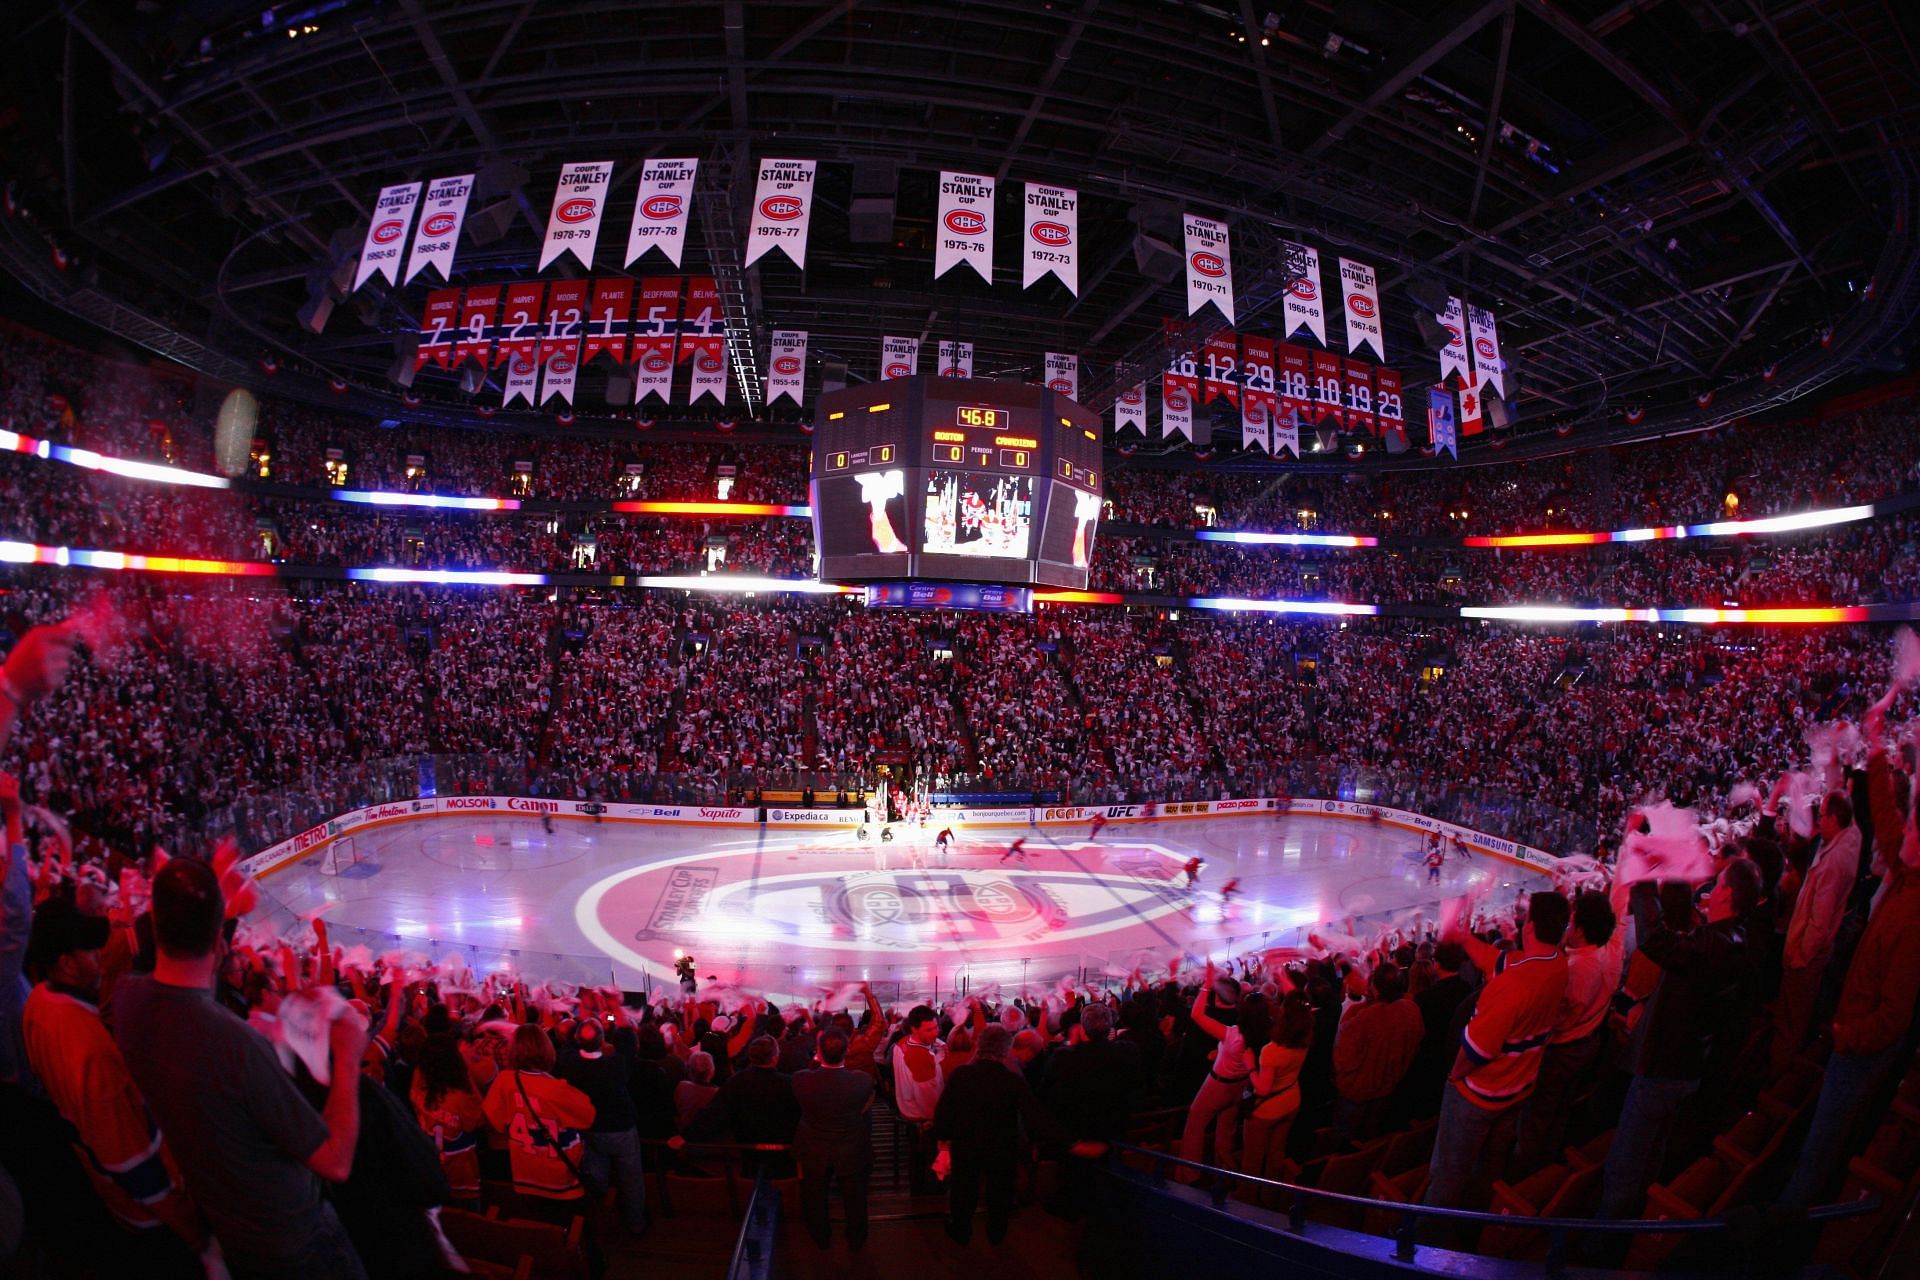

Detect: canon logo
[643, 353, 671, 372]
[557, 200, 597, 223]
[509, 798, 559, 813]
[1347, 295, 1376, 319]
[884, 364, 911, 379]
[1475, 338, 1497, 359]
[642, 195, 682, 220]
[1030, 221, 1071, 246]
[1191, 252, 1226, 278]
[372, 220, 405, 244]
[1289, 278, 1317, 301]
[944, 209, 986, 235]
[423, 213, 458, 236]
[773, 356, 802, 375]
[760, 196, 804, 220]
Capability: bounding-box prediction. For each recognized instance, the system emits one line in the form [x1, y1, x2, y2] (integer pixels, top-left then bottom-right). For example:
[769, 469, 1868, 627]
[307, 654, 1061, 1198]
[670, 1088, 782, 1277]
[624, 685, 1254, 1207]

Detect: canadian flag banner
[1277, 342, 1314, 439]
[403, 174, 472, 285]
[682, 278, 727, 404]
[1459, 382, 1485, 437]
[1022, 183, 1079, 294]
[538, 280, 589, 365]
[880, 335, 920, 380]
[1161, 343, 1199, 441]
[538, 161, 615, 271]
[541, 344, 581, 405]
[767, 330, 808, 406]
[353, 181, 422, 290]
[416, 289, 462, 369]
[454, 285, 499, 368]
[1338, 258, 1384, 362]
[1311, 348, 1345, 430]
[582, 279, 633, 364]
[1044, 351, 1079, 400]
[1114, 382, 1148, 434]
[624, 157, 698, 268]
[1467, 305, 1505, 398]
[631, 278, 683, 402]
[1428, 387, 1458, 458]
[934, 171, 995, 282]
[1376, 367, 1407, 450]
[494, 281, 547, 368]
[1282, 243, 1327, 345]
[936, 340, 974, 378]
[744, 159, 817, 268]
[1202, 331, 1240, 406]
[1438, 296, 1471, 385]
[503, 353, 540, 407]
[1183, 214, 1235, 322]
[1343, 359, 1375, 436]
[1240, 334, 1277, 454]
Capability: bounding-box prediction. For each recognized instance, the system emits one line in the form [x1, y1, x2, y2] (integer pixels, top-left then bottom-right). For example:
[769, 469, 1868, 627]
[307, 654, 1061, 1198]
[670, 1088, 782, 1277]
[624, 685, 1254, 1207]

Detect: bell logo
[1289, 278, 1317, 301]
[643, 353, 671, 373]
[423, 213, 458, 236]
[1347, 295, 1376, 319]
[1191, 252, 1226, 278]
[1475, 338, 1497, 359]
[761, 196, 804, 221]
[773, 356, 802, 375]
[558, 200, 597, 223]
[1030, 221, 1071, 246]
[642, 195, 682, 220]
[372, 220, 405, 244]
[944, 209, 986, 235]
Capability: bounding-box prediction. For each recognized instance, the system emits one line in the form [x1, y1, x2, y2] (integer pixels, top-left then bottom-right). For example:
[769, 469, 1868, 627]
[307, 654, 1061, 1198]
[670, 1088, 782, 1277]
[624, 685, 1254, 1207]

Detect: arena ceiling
[2, 0, 1918, 469]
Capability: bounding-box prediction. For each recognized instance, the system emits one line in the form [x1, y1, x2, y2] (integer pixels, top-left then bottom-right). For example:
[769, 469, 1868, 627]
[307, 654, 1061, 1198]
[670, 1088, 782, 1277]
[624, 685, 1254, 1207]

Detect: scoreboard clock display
[811, 376, 1102, 589]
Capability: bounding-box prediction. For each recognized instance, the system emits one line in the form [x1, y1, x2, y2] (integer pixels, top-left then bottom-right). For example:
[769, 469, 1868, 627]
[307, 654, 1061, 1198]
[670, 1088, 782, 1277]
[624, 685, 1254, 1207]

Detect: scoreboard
[811, 376, 1103, 589]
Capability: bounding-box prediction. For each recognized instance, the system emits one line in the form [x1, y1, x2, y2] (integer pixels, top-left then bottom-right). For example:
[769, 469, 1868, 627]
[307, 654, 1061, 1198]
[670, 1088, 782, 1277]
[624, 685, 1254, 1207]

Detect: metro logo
[1191, 252, 1226, 278]
[760, 196, 804, 221]
[1347, 295, 1376, 319]
[1288, 278, 1317, 301]
[1475, 337, 1497, 359]
[1030, 221, 1071, 246]
[773, 356, 802, 375]
[642, 195, 683, 220]
[372, 220, 405, 244]
[884, 364, 911, 379]
[423, 213, 458, 236]
[558, 200, 597, 223]
[944, 209, 987, 235]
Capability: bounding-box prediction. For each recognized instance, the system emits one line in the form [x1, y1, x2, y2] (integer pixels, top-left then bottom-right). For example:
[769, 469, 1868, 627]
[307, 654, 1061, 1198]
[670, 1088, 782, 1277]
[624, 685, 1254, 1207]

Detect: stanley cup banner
[767, 330, 808, 406]
[584, 278, 633, 364]
[1438, 296, 1471, 385]
[503, 353, 540, 407]
[1282, 242, 1327, 346]
[353, 181, 422, 290]
[1274, 401, 1301, 458]
[415, 288, 462, 369]
[538, 280, 588, 366]
[1428, 386, 1458, 458]
[1241, 334, 1277, 453]
[630, 278, 683, 402]
[538, 161, 615, 271]
[881, 335, 920, 380]
[934, 171, 995, 282]
[1338, 257, 1384, 362]
[494, 281, 547, 368]
[1114, 381, 1148, 434]
[1202, 331, 1240, 406]
[624, 158, 698, 268]
[682, 277, 727, 404]
[936, 340, 974, 378]
[1376, 367, 1407, 450]
[1183, 214, 1235, 322]
[1468, 305, 1506, 398]
[1044, 351, 1079, 400]
[744, 159, 817, 268]
[453, 284, 500, 368]
[403, 174, 472, 285]
[1022, 183, 1079, 294]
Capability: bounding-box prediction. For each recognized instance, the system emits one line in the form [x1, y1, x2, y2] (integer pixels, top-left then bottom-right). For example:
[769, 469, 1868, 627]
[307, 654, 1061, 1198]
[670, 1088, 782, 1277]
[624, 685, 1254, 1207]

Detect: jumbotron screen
[810, 377, 1102, 588]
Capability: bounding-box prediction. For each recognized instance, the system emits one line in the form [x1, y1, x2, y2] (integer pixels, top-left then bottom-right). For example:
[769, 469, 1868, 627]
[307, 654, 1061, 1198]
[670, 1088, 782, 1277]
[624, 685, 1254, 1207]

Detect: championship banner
[353, 181, 422, 290]
[1044, 351, 1079, 400]
[1161, 341, 1198, 441]
[630, 277, 683, 402]
[1201, 331, 1240, 406]
[494, 282, 547, 368]
[454, 285, 500, 367]
[1312, 348, 1345, 429]
[1438, 296, 1471, 385]
[1459, 382, 1485, 437]
[1376, 367, 1407, 451]
[1183, 214, 1234, 322]
[1468, 305, 1506, 398]
[1429, 387, 1458, 458]
[936, 340, 974, 378]
[538, 161, 615, 271]
[582, 279, 633, 364]
[416, 288, 461, 369]
[1114, 382, 1147, 434]
[1282, 242, 1326, 345]
[541, 343, 581, 406]
[1022, 183, 1079, 294]
[1342, 359, 1375, 436]
[1240, 334, 1277, 453]
[538, 280, 588, 366]
[682, 278, 727, 404]
[1274, 401, 1301, 458]
[1338, 257, 1384, 362]
[767, 330, 807, 405]
[744, 159, 817, 268]
[624, 157, 698, 268]
[881, 335, 920, 381]
[503, 352, 540, 407]
[403, 174, 473, 285]
[935, 171, 995, 282]
[1277, 342, 1314, 437]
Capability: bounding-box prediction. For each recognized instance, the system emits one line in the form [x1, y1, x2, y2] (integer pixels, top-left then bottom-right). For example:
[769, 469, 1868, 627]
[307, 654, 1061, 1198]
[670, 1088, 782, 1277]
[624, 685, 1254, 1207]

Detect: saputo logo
[423, 213, 458, 236]
[1031, 221, 1072, 246]
[372, 220, 405, 244]
[1191, 252, 1226, 278]
[642, 195, 683, 220]
[761, 196, 804, 220]
[944, 209, 987, 235]
[773, 356, 802, 375]
[557, 200, 597, 223]
[698, 808, 741, 820]
[1347, 295, 1376, 319]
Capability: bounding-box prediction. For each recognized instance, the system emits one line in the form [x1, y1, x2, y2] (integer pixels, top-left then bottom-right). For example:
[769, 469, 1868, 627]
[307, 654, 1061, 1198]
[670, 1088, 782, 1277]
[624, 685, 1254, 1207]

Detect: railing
[1108, 1145, 1877, 1277]
[726, 1170, 781, 1280]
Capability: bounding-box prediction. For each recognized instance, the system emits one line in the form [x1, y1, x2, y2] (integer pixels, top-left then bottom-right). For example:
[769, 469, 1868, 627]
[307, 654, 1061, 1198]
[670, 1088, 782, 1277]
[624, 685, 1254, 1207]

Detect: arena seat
[437, 1206, 588, 1280]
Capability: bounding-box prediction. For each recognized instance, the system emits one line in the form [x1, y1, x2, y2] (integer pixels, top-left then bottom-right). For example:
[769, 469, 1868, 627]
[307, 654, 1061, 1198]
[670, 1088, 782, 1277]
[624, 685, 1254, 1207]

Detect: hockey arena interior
[4, 3, 1920, 1278]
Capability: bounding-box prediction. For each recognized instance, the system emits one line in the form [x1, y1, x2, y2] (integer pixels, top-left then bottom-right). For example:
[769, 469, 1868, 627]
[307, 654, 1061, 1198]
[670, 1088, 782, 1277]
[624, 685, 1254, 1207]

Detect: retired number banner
[631, 278, 683, 402]
[1376, 368, 1406, 450]
[415, 289, 461, 369]
[1312, 349, 1345, 430]
[1161, 340, 1198, 441]
[454, 285, 499, 368]
[404, 174, 472, 285]
[625, 158, 698, 269]
[1240, 335, 1276, 454]
[495, 282, 547, 369]
[1277, 343, 1313, 439]
[584, 278, 633, 364]
[1343, 359, 1375, 436]
[538, 281, 588, 365]
[682, 278, 727, 403]
[1202, 331, 1240, 407]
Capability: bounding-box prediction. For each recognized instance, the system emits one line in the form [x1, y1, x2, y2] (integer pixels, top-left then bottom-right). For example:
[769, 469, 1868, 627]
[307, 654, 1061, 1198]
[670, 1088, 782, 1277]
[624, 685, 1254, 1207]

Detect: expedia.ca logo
[1347, 295, 1376, 319]
[1030, 221, 1071, 246]
[773, 356, 802, 375]
[761, 196, 804, 221]
[944, 209, 986, 235]
[558, 200, 597, 223]
[423, 213, 458, 236]
[1191, 252, 1226, 278]
[642, 195, 682, 220]
[372, 220, 405, 244]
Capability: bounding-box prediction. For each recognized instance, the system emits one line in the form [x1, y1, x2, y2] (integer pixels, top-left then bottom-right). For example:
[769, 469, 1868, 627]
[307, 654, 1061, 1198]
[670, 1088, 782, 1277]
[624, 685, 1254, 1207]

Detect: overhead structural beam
[674, 0, 853, 133]
[995, 0, 1102, 183]
[1465, 8, 1516, 231]
[1303, 0, 1512, 159]
[1235, 0, 1286, 152]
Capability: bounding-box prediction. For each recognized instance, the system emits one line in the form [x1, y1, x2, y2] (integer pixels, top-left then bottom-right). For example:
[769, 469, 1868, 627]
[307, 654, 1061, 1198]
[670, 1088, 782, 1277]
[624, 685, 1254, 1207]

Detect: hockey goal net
[315, 837, 359, 876]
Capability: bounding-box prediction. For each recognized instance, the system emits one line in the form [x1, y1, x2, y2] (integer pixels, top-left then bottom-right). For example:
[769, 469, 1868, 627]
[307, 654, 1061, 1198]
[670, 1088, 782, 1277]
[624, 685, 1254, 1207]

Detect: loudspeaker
[466, 197, 517, 245]
[1406, 275, 1450, 315]
[605, 372, 634, 406]
[1133, 232, 1183, 282]
[296, 294, 335, 336]
[821, 359, 848, 396]
[457, 364, 486, 395]
[848, 160, 897, 244]
[1484, 392, 1515, 430]
[387, 335, 420, 388]
[1416, 312, 1453, 352]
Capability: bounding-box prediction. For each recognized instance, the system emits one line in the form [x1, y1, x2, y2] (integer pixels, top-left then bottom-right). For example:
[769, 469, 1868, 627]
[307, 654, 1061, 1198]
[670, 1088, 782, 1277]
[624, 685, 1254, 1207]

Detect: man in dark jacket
[1599, 859, 1761, 1218]
[558, 1019, 647, 1234]
[1043, 1002, 1141, 1218]
[687, 1035, 800, 1174]
[933, 1024, 1061, 1245]
[791, 1028, 875, 1248]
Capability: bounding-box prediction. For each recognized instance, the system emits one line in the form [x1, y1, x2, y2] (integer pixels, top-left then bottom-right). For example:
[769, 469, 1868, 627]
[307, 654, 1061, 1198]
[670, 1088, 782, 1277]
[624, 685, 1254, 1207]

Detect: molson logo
[1347, 295, 1376, 318]
[1030, 221, 1071, 246]
[1191, 252, 1226, 278]
[642, 195, 682, 220]
[372, 220, 405, 244]
[443, 796, 493, 810]
[944, 209, 987, 235]
[1288, 277, 1317, 300]
[773, 356, 802, 375]
[557, 199, 597, 223]
[760, 196, 804, 220]
[884, 364, 911, 379]
[1475, 337, 1498, 359]
[423, 212, 458, 236]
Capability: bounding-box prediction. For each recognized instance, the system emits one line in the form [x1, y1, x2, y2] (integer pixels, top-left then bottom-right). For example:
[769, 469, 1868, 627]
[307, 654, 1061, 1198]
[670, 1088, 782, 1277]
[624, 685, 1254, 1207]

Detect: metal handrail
[725, 1168, 781, 1280]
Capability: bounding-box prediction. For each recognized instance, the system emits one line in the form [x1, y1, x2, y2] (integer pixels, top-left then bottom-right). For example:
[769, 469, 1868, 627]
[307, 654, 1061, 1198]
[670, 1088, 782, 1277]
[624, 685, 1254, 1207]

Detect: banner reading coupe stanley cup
[1044, 351, 1079, 400]
[1022, 183, 1079, 294]
[538, 161, 614, 271]
[767, 330, 807, 406]
[1114, 381, 1147, 434]
[934, 171, 995, 282]
[1437, 296, 1471, 386]
[403, 174, 472, 285]
[354, 181, 421, 290]
[1338, 257, 1384, 362]
[1183, 214, 1235, 322]
[1281, 242, 1326, 345]
[624, 158, 697, 269]
[745, 159, 817, 268]
[880, 335, 920, 381]
[1468, 305, 1506, 398]
[936, 340, 974, 378]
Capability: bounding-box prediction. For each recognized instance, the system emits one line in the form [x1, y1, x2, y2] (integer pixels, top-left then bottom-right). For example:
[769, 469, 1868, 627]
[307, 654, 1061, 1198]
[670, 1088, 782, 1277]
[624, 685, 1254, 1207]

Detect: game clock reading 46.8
[955, 405, 1008, 429]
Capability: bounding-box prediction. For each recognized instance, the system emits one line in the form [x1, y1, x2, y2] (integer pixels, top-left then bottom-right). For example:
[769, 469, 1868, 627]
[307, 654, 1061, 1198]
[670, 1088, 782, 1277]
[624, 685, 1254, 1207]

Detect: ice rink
[256, 811, 1551, 1004]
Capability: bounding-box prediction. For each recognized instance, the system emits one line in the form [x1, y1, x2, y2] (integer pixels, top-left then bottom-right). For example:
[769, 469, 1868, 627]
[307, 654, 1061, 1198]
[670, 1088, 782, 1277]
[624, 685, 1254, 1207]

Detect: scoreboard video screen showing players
[811, 377, 1103, 590]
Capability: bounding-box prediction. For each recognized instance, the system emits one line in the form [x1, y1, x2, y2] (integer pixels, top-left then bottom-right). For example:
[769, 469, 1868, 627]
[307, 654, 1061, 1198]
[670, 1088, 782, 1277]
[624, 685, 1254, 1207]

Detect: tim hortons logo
[423, 213, 458, 236]
[1030, 221, 1071, 246]
[642, 352, 671, 372]
[642, 195, 683, 220]
[1475, 338, 1498, 359]
[1166, 391, 1190, 412]
[372, 220, 405, 244]
[1289, 277, 1317, 300]
[885, 364, 911, 378]
[760, 196, 804, 220]
[1347, 295, 1376, 319]
[944, 209, 987, 235]
[773, 356, 802, 375]
[558, 200, 597, 223]
[1191, 252, 1226, 278]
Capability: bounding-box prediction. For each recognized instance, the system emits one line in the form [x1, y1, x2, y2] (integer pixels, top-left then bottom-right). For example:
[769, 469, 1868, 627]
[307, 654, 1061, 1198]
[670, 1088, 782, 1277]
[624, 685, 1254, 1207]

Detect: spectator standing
[890, 1005, 946, 1194]
[559, 1019, 648, 1235]
[792, 1027, 875, 1249]
[1330, 962, 1423, 1146]
[1044, 1002, 1143, 1215]
[410, 1032, 486, 1209]
[1243, 993, 1314, 1178]
[481, 1024, 595, 1216]
[1773, 794, 1862, 1073]
[687, 1034, 799, 1174]
[1177, 977, 1253, 1169]
[932, 1024, 1059, 1246]
[1512, 890, 1621, 1175]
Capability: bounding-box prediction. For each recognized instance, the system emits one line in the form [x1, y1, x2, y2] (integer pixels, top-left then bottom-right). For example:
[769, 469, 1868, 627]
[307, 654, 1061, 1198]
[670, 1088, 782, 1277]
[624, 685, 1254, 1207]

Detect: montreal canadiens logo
[1121, 389, 1142, 405]
[558, 199, 597, 223]
[1289, 278, 1317, 300]
[1347, 295, 1376, 319]
[1191, 252, 1226, 278]
[1031, 221, 1071, 246]
[1444, 325, 1462, 344]
[940, 367, 964, 376]
[372, 220, 405, 244]
[1049, 379, 1072, 392]
[773, 356, 802, 375]
[513, 357, 535, 375]
[885, 364, 911, 379]
[1475, 338, 1498, 359]
[642, 195, 682, 220]
[698, 354, 722, 372]
[1167, 391, 1190, 411]
[642, 353, 671, 372]
[761, 196, 804, 221]
[1245, 405, 1266, 423]
[550, 357, 575, 375]
[944, 209, 987, 236]
[423, 213, 458, 236]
